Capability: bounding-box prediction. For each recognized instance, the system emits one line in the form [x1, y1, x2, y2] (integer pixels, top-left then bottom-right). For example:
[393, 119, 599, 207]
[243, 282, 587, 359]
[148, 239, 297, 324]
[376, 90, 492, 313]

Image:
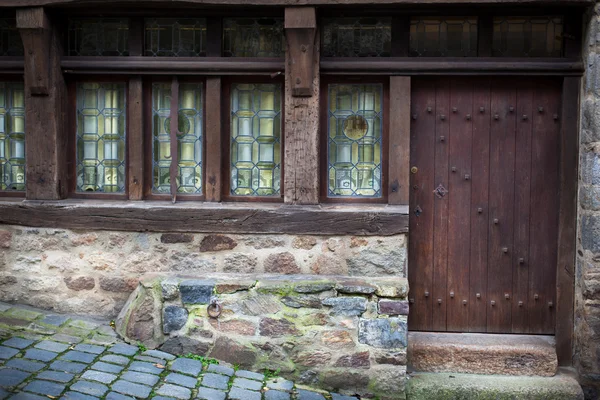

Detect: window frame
[319, 76, 389, 204]
[0, 75, 26, 198]
[222, 76, 285, 203]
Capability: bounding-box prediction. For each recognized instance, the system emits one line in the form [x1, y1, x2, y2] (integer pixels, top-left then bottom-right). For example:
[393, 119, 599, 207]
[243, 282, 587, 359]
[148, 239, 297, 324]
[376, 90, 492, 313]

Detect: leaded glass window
[0, 18, 23, 56]
[145, 18, 207, 57]
[328, 84, 382, 197]
[322, 17, 391, 57]
[0, 82, 25, 191]
[493, 16, 563, 57]
[223, 18, 284, 57]
[152, 82, 203, 194]
[68, 18, 129, 56]
[76, 83, 126, 193]
[230, 83, 281, 196]
[410, 17, 477, 57]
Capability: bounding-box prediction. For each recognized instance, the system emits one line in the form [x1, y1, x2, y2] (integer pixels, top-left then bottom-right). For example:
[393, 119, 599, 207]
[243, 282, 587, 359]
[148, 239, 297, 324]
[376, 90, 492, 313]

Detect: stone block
[236, 370, 264, 381]
[108, 343, 138, 357]
[241, 294, 282, 316]
[121, 371, 159, 386]
[292, 236, 317, 250]
[64, 276, 95, 291]
[265, 390, 292, 400]
[333, 351, 370, 368]
[373, 279, 409, 298]
[49, 360, 87, 374]
[165, 372, 197, 388]
[143, 349, 176, 361]
[293, 350, 332, 366]
[163, 305, 189, 333]
[259, 318, 300, 337]
[580, 186, 600, 211]
[99, 276, 138, 293]
[321, 371, 369, 392]
[0, 368, 31, 388]
[232, 377, 263, 391]
[297, 389, 326, 400]
[223, 253, 259, 273]
[161, 233, 194, 243]
[201, 373, 230, 390]
[209, 318, 256, 335]
[209, 337, 257, 367]
[111, 380, 152, 398]
[24, 380, 66, 397]
[266, 378, 294, 392]
[281, 295, 322, 309]
[294, 282, 335, 293]
[197, 387, 226, 400]
[581, 149, 600, 186]
[60, 391, 98, 400]
[159, 336, 210, 356]
[171, 358, 203, 376]
[24, 348, 59, 362]
[60, 351, 95, 364]
[128, 361, 164, 375]
[321, 297, 367, 316]
[378, 300, 409, 316]
[37, 370, 74, 383]
[90, 361, 124, 374]
[74, 344, 105, 355]
[358, 318, 407, 348]
[228, 387, 261, 400]
[156, 383, 192, 399]
[81, 370, 118, 384]
[208, 364, 235, 376]
[347, 243, 406, 276]
[70, 380, 109, 397]
[335, 282, 376, 295]
[5, 358, 45, 372]
[3, 337, 34, 349]
[320, 330, 354, 348]
[264, 252, 301, 274]
[100, 354, 130, 366]
[0, 346, 18, 360]
[161, 278, 180, 300]
[35, 340, 69, 353]
[180, 280, 214, 304]
[583, 215, 600, 254]
[214, 282, 254, 294]
[0, 230, 12, 249]
[200, 235, 237, 252]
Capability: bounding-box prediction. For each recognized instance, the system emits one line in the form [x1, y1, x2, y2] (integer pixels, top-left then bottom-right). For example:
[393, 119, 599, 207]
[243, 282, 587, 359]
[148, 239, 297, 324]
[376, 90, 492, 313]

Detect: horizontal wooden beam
[61, 57, 285, 75]
[0, 57, 24, 73]
[0, 200, 409, 236]
[321, 58, 585, 76]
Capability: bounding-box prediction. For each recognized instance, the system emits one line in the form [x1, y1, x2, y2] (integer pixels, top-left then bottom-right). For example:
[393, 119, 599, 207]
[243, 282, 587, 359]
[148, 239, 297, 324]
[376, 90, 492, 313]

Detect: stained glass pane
[322, 17, 391, 57]
[152, 82, 203, 194]
[410, 17, 477, 57]
[0, 18, 23, 56]
[68, 18, 129, 56]
[223, 18, 284, 57]
[76, 83, 126, 193]
[230, 83, 281, 196]
[0, 82, 25, 191]
[493, 16, 563, 57]
[145, 18, 207, 57]
[328, 84, 382, 198]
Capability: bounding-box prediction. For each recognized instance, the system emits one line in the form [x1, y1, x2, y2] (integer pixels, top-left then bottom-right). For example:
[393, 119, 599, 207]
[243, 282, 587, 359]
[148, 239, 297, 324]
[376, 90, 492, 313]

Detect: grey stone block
[163, 306, 189, 334]
[0, 388, 6, 400]
[60, 391, 99, 400]
[296, 390, 326, 400]
[81, 370, 118, 384]
[105, 392, 135, 400]
[10, 393, 48, 400]
[24, 348, 59, 362]
[235, 370, 264, 381]
[207, 364, 234, 376]
[0, 368, 31, 388]
[35, 340, 70, 353]
[90, 361, 124, 374]
[200, 373, 229, 390]
[61, 351, 96, 363]
[331, 394, 358, 400]
[581, 150, 600, 186]
[49, 360, 88, 374]
[133, 355, 165, 364]
[196, 387, 226, 400]
[37, 371, 74, 383]
[51, 334, 83, 344]
[321, 297, 367, 316]
[5, 358, 45, 372]
[2, 337, 34, 349]
[171, 358, 203, 376]
[264, 390, 291, 400]
[266, 378, 294, 392]
[358, 318, 407, 348]
[74, 344, 105, 355]
[228, 387, 261, 400]
[24, 380, 66, 397]
[111, 380, 152, 398]
[0, 346, 18, 360]
[142, 349, 176, 361]
[128, 361, 163, 375]
[580, 186, 600, 211]
[162, 278, 180, 301]
[121, 371, 159, 386]
[165, 372, 198, 388]
[41, 315, 70, 327]
[70, 381, 108, 397]
[100, 354, 130, 366]
[180, 280, 214, 304]
[232, 377, 263, 391]
[156, 383, 192, 399]
[108, 343, 138, 356]
[582, 215, 600, 254]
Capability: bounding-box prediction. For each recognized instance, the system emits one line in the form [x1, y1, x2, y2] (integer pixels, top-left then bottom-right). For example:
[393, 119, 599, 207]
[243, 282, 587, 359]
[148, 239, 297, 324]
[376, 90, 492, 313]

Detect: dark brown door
[408, 77, 560, 334]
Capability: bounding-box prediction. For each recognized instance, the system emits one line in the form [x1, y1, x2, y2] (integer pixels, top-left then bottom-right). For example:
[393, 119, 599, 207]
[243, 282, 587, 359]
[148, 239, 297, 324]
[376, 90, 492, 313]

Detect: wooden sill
[0, 198, 409, 236]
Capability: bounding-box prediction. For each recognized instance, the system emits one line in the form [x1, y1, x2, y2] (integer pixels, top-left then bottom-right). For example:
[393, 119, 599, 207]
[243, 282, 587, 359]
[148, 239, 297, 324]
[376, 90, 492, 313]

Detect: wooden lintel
[17, 8, 50, 96]
[0, 200, 409, 236]
[285, 7, 316, 97]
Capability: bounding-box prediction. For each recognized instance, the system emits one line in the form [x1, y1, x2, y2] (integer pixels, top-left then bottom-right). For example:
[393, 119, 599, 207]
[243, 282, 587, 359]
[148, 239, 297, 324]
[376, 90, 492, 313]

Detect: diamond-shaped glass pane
[492, 16, 563, 57]
[69, 18, 129, 56]
[0, 82, 25, 191]
[322, 17, 391, 57]
[223, 18, 284, 57]
[145, 18, 207, 57]
[410, 17, 478, 57]
[0, 18, 23, 56]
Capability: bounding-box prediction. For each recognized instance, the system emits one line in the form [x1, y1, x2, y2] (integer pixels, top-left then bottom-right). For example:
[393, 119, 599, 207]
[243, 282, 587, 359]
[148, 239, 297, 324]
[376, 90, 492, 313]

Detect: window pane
[76, 83, 126, 193]
[68, 18, 129, 56]
[410, 17, 477, 57]
[223, 18, 284, 57]
[493, 16, 563, 57]
[152, 82, 203, 194]
[145, 18, 207, 57]
[322, 17, 391, 57]
[0, 82, 25, 191]
[230, 83, 281, 196]
[0, 18, 23, 56]
[328, 84, 382, 198]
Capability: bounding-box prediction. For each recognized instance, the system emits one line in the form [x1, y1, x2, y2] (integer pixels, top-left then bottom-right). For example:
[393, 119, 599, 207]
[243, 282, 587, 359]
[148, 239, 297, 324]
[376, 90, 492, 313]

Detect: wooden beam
[0, 200, 409, 236]
[556, 76, 579, 366]
[389, 76, 410, 205]
[284, 8, 319, 204]
[0, 57, 24, 73]
[205, 77, 222, 202]
[206, 17, 222, 57]
[17, 7, 68, 200]
[128, 76, 144, 200]
[129, 17, 144, 57]
[285, 7, 317, 97]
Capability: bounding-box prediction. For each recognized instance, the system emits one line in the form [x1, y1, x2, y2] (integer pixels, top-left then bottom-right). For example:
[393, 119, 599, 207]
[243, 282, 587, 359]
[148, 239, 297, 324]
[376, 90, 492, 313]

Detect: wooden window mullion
[129, 17, 144, 56]
[169, 76, 180, 203]
[206, 18, 222, 57]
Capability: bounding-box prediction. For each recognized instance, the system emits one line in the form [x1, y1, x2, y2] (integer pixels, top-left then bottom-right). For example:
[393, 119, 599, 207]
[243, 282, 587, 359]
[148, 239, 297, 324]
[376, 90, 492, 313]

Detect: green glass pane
[492, 16, 563, 57]
[409, 17, 478, 57]
[68, 18, 129, 56]
[0, 18, 23, 56]
[145, 18, 207, 57]
[0, 82, 25, 191]
[223, 18, 284, 57]
[322, 17, 391, 57]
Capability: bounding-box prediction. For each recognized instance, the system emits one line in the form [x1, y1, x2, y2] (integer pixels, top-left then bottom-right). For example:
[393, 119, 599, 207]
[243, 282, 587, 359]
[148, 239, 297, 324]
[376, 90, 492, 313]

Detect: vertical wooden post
[17, 7, 68, 200]
[205, 77, 222, 202]
[128, 76, 144, 200]
[389, 76, 411, 205]
[284, 7, 319, 204]
[556, 77, 579, 365]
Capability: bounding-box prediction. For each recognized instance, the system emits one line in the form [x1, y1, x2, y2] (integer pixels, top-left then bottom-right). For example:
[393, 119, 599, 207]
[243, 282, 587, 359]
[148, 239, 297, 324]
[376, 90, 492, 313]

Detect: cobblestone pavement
[0, 303, 358, 400]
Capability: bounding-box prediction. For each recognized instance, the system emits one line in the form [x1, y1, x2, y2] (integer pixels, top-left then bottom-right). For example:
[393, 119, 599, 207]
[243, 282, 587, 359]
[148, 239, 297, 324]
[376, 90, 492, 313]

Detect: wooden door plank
[469, 78, 491, 332]
[432, 79, 450, 332]
[446, 78, 473, 331]
[389, 76, 411, 205]
[487, 80, 516, 333]
[408, 79, 436, 331]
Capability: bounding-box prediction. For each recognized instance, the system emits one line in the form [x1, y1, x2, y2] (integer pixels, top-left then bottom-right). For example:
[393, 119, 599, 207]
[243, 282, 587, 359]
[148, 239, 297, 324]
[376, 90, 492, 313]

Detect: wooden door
[408, 77, 561, 334]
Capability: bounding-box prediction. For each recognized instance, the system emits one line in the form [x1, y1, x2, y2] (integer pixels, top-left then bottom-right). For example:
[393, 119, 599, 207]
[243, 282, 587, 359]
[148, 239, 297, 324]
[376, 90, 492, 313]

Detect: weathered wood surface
[0, 57, 24, 73]
[17, 7, 50, 95]
[204, 77, 222, 202]
[284, 7, 317, 97]
[388, 76, 410, 205]
[0, 200, 409, 235]
[128, 76, 144, 200]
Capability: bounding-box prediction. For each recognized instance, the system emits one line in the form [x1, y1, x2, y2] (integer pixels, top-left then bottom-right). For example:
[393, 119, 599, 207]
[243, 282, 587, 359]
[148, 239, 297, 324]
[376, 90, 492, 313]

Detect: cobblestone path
[0, 303, 357, 400]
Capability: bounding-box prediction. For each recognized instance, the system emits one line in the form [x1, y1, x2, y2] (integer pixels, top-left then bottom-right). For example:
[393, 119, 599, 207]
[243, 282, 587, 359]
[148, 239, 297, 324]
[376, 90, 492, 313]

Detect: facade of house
[0, 0, 599, 398]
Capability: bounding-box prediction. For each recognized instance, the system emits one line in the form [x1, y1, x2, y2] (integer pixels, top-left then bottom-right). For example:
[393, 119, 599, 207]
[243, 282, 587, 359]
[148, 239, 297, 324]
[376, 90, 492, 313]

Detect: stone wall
[116, 274, 408, 399]
[0, 224, 407, 318]
[577, 3, 600, 399]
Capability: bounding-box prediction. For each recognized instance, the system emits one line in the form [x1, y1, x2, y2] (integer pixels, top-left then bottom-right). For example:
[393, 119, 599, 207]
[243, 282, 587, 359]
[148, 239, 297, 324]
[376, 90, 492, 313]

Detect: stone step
[406, 370, 584, 400]
[408, 332, 557, 376]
